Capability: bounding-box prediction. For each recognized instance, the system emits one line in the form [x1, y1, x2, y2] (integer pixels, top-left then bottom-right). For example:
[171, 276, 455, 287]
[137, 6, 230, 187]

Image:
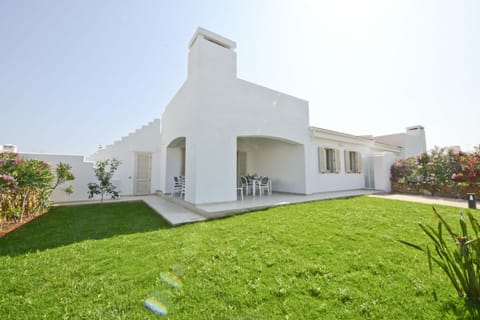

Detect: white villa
[89, 27, 427, 205]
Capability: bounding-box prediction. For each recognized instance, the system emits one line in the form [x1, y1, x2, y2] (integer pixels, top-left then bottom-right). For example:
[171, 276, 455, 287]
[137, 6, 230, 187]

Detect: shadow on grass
[441, 299, 480, 320]
[0, 201, 170, 256]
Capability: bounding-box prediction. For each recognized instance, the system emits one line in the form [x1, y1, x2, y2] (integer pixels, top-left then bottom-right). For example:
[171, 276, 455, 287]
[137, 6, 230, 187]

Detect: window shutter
[356, 152, 362, 173]
[344, 150, 350, 173]
[335, 149, 341, 173]
[318, 147, 326, 173]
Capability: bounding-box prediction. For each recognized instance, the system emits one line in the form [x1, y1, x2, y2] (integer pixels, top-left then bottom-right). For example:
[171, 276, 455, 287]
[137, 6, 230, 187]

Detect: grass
[0, 197, 478, 319]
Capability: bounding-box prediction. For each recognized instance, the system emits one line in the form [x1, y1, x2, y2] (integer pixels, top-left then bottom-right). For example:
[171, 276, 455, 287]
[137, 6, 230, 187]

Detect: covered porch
[236, 136, 306, 197]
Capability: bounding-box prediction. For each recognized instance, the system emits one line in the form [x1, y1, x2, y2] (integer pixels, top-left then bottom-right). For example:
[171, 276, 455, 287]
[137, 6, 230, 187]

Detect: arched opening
[166, 137, 186, 194]
[237, 136, 306, 195]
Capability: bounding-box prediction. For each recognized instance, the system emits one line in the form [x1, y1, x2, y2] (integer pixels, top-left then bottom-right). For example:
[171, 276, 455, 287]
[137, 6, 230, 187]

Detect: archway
[165, 137, 186, 194]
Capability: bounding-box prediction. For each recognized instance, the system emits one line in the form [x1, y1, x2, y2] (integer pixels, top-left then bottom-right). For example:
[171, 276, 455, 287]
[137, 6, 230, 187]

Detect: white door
[135, 153, 152, 195]
[364, 156, 375, 189]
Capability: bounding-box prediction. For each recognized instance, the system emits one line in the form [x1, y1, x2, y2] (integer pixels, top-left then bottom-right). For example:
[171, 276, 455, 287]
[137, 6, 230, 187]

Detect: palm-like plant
[400, 207, 480, 305]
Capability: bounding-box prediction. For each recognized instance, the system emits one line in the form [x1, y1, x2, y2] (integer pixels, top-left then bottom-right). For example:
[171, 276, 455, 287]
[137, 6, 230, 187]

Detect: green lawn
[0, 198, 478, 319]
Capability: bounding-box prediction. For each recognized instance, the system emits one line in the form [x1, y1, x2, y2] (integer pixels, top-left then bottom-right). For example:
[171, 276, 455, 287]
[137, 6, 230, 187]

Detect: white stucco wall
[20, 153, 96, 202]
[89, 119, 161, 195]
[75, 27, 424, 204]
[160, 31, 310, 204]
[158, 27, 416, 203]
[160, 82, 197, 201]
[305, 139, 369, 193]
[373, 152, 397, 192]
[8, 28, 427, 206]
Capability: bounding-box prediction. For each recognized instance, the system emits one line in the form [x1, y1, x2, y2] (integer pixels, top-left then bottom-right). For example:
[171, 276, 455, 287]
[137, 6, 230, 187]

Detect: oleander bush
[0, 151, 74, 225]
[391, 148, 480, 197]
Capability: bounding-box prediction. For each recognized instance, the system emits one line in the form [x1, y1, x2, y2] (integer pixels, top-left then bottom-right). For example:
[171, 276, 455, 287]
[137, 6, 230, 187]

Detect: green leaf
[398, 240, 424, 252]
[468, 212, 480, 237]
[432, 206, 457, 241]
[459, 212, 468, 237]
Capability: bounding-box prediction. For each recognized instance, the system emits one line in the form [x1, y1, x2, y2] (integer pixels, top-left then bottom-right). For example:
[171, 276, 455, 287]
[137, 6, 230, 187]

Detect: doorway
[134, 152, 152, 195]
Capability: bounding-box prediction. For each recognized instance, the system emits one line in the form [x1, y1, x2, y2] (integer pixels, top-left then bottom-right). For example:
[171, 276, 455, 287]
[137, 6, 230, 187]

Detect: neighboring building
[1, 144, 17, 152]
[90, 27, 427, 205]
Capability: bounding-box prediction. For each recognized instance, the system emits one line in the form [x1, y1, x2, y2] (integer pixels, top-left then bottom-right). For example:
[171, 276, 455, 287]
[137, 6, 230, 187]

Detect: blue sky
[1, 0, 479, 155]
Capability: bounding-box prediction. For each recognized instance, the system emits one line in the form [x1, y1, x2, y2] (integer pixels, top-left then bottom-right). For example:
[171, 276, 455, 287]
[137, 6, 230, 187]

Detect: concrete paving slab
[140, 195, 206, 225]
[369, 193, 478, 209]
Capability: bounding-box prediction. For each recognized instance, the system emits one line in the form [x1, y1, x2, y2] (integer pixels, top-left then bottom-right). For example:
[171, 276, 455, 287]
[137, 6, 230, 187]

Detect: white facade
[89, 119, 162, 195]
[67, 28, 427, 204]
[374, 125, 427, 159]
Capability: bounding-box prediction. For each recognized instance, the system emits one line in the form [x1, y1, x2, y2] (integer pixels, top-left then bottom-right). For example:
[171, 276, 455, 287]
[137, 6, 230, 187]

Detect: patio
[164, 189, 379, 220]
[57, 189, 379, 226]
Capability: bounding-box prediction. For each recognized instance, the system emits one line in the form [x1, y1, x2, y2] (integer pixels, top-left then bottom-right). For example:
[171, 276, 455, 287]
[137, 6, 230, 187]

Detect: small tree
[88, 158, 121, 203]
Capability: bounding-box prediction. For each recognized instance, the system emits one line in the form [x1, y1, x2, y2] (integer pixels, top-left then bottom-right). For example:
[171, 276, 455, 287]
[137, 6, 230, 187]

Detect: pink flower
[0, 174, 14, 182]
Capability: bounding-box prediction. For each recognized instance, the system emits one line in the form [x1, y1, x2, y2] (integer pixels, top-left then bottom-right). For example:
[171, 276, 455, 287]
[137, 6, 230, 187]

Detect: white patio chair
[180, 176, 186, 198]
[240, 176, 251, 196]
[258, 176, 270, 196]
[172, 176, 183, 197]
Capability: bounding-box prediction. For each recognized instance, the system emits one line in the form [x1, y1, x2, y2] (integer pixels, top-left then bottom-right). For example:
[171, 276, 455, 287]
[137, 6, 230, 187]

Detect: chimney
[188, 27, 237, 81]
[404, 125, 427, 158]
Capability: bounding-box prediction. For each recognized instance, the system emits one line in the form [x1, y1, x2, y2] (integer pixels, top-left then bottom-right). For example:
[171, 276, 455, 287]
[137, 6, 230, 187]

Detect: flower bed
[391, 148, 480, 199]
[392, 181, 480, 199]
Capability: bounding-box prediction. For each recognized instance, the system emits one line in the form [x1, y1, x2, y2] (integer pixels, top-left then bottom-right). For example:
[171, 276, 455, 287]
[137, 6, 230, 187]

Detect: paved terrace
[58, 190, 478, 226]
[192, 189, 378, 219]
[58, 189, 377, 226]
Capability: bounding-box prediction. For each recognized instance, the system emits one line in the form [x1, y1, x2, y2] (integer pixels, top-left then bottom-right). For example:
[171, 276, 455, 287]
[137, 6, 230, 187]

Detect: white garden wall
[20, 153, 96, 202]
[373, 152, 397, 192]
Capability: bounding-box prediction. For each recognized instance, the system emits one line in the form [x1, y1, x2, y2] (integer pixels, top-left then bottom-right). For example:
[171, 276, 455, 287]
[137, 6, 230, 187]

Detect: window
[326, 149, 335, 172]
[344, 151, 361, 173]
[318, 147, 340, 173]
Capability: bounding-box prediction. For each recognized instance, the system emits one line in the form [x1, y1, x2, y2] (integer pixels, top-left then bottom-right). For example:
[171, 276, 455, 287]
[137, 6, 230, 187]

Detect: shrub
[391, 148, 479, 197]
[400, 207, 480, 305]
[0, 152, 75, 224]
[452, 152, 480, 186]
[415, 148, 461, 193]
[88, 158, 121, 203]
[390, 158, 416, 184]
